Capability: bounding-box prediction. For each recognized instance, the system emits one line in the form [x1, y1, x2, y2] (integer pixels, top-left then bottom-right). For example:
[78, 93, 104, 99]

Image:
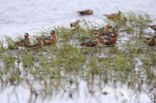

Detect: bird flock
[15, 10, 156, 50]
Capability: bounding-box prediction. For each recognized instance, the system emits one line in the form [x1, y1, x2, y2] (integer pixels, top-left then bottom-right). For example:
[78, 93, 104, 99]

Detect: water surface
[0, 0, 156, 37]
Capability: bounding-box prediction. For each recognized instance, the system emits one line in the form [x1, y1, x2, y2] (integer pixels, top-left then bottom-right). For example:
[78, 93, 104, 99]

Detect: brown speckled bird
[15, 33, 30, 47]
[70, 20, 80, 29]
[78, 9, 93, 15]
[104, 11, 121, 19]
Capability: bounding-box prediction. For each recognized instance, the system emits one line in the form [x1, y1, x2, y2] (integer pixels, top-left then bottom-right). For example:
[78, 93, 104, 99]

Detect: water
[0, 81, 153, 103]
[0, 0, 155, 103]
[0, 0, 156, 38]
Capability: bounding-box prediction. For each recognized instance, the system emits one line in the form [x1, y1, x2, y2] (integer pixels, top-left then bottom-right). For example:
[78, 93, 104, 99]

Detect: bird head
[24, 33, 29, 38]
[50, 30, 55, 35]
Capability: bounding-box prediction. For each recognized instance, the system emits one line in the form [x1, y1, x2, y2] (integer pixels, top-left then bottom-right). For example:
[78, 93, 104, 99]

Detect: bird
[98, 28, 118, 46]
[78, 9, 93, 15]
[102, 24, 112, 34]
[80, 36, 100, 47]
[101, 32, 114, 37]
[43, 30, 56, 45]
[26, 37, 44, 50]
[70, 20, 80, 29]
[149, 25, 156, 31]
[15, 33, 30, 47]
[146, 36, 156, 46]
[92, 27, 105, 34]
[104, 11, 121, 19]
[92, 24, 112, 35]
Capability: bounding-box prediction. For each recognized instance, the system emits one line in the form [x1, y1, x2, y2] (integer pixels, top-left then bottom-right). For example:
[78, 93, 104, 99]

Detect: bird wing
[17, 39, 26, 43]
[43, 36, 52, 40]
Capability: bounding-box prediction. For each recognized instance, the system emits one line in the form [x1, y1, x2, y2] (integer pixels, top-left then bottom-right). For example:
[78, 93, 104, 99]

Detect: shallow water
[0, 81, 153, 103]
[0, 0, 156, 103]
[0, 0, 156, 38]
